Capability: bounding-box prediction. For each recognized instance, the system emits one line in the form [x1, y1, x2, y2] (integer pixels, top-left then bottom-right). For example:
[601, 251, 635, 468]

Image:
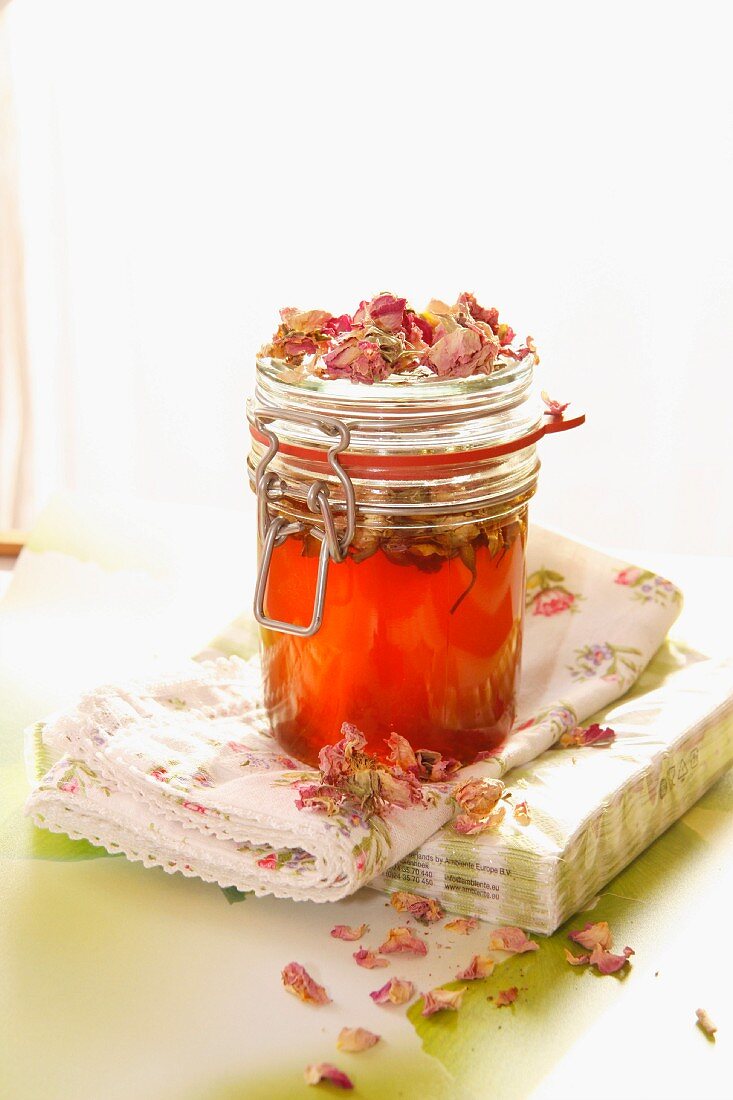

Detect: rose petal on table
[331, 924, 368, 941]
[444, 917, 478, 935]
[421, 986, 467, 1016]
[564, 948, 591, 966]
[282, 962, 331, 1005]
[379, 926, 428, 956]
[456, 955, 495, 980]
[487, 926, 539, 954]
[590, 944, 634, 974]
[304, 1063, 354, 1089]
[370, 978, 415, 1005]
[390, 891, 444, 924]
[336, 1026, 381, 1053]
[568, 920, 613, 951]
[496, 986, 519, 1006]
[696, 1008, 717, 1039]
[353, 947, 389, 969]
[589, 944, 634, 974]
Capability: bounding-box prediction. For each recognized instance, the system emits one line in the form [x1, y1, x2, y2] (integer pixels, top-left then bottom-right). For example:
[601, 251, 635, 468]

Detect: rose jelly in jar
[249, 352, 581, 767]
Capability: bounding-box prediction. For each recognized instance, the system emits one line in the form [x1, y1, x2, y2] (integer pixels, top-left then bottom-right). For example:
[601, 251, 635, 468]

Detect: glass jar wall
[248, 357, 549, 766]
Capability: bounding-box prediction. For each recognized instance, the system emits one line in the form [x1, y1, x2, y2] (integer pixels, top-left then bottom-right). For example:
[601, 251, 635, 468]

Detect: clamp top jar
[247, 292, 583, 767]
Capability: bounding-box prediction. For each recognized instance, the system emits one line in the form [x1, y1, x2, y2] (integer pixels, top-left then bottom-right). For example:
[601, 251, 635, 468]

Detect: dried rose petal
[370, 977, 415, 1006]
[304, 1063, 354, 1089]
[390, 891, 444, 924]
[409, 312, 435, 346]
[500, 338, 539, 364]
[496, 323, 516, 347]
[377, 767, 426, 809]
[696, 1008, 717, 1038]
[282, 962, 331, 1005]
[444, 918, 478, 935]
[261, 307, 339, 364]
[385, 735, 459, 781]
[541, 390, 570, 417]
[323, 337, 391, 385]
[336, 1026, 380, 1053]
[513, 801, 531, 826]
[353, 947, 389, 969]
[564, 948, 591, 966]
[281, 335, 319, 358]
[386, 732, 418, 774]
[331, 924, 368, 942]
[560, 724, 616, 749]
[425, 324, 500, 379]
[379, 926, 428, 956]
[455, 292, 500, 330]
[294, 782, 343, 816]
[581, 724, 616, 747]
[589, 944, 634, 974]
[454, 805, 506, 835]
[280, 307, 334, 334]
[454, 777, 506, 816]
[456, 955, 495, 980]
[297, 723, 425, 819]
[414, 748, 461, 782]
[569, 921, 613, 951]
[323, 313, 352, 337]
[421, 986, 466, 1017]
[359, 293, 408, 334]
[496, 986, 518, 1007]
[487, 927, 539, 954]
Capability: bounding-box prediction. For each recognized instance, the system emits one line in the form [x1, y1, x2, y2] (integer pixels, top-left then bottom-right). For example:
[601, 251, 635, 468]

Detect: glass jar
[247, 356, 582, 767]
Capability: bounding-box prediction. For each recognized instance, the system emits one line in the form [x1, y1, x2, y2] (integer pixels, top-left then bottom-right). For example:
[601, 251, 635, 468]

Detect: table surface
[1, 503, 732, 1100]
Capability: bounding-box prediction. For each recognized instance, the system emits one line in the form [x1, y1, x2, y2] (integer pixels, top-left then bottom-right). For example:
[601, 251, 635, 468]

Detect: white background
[6, 0, 733, 554]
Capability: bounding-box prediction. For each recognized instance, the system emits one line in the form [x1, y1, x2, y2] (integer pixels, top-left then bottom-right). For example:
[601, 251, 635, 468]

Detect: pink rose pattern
[614, 567, 682, 608]
[526, 568, 582, 617]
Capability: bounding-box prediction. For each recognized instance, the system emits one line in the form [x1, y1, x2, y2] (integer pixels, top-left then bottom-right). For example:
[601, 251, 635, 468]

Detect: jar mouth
[253, 354, 543, 456]
[256, 352, 533, 401]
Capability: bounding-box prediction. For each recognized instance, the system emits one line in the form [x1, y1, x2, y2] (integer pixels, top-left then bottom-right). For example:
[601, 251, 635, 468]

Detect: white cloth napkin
[25, 527, 682, 902]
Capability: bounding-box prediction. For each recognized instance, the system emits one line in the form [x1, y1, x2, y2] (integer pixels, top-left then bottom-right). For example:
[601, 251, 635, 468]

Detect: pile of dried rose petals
[294, 724, 457, 821]
[564, 920, 634, 974]
[287, 897, 639, 1090]
[260, 291, 539, 384]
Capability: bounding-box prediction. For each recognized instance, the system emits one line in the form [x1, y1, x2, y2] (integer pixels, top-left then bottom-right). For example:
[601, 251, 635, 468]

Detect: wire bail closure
[252, 406, 356, 636]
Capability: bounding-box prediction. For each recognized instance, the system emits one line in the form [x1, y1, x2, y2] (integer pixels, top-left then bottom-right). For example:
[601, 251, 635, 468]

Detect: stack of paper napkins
[376, 650, 733, 933]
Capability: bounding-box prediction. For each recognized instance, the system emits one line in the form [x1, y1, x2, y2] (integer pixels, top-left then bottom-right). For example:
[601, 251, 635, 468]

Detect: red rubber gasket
[249, 411, 585, 479]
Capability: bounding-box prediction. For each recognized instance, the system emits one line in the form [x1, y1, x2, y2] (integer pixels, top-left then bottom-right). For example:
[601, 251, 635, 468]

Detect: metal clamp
[252, 407, 356, 636]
